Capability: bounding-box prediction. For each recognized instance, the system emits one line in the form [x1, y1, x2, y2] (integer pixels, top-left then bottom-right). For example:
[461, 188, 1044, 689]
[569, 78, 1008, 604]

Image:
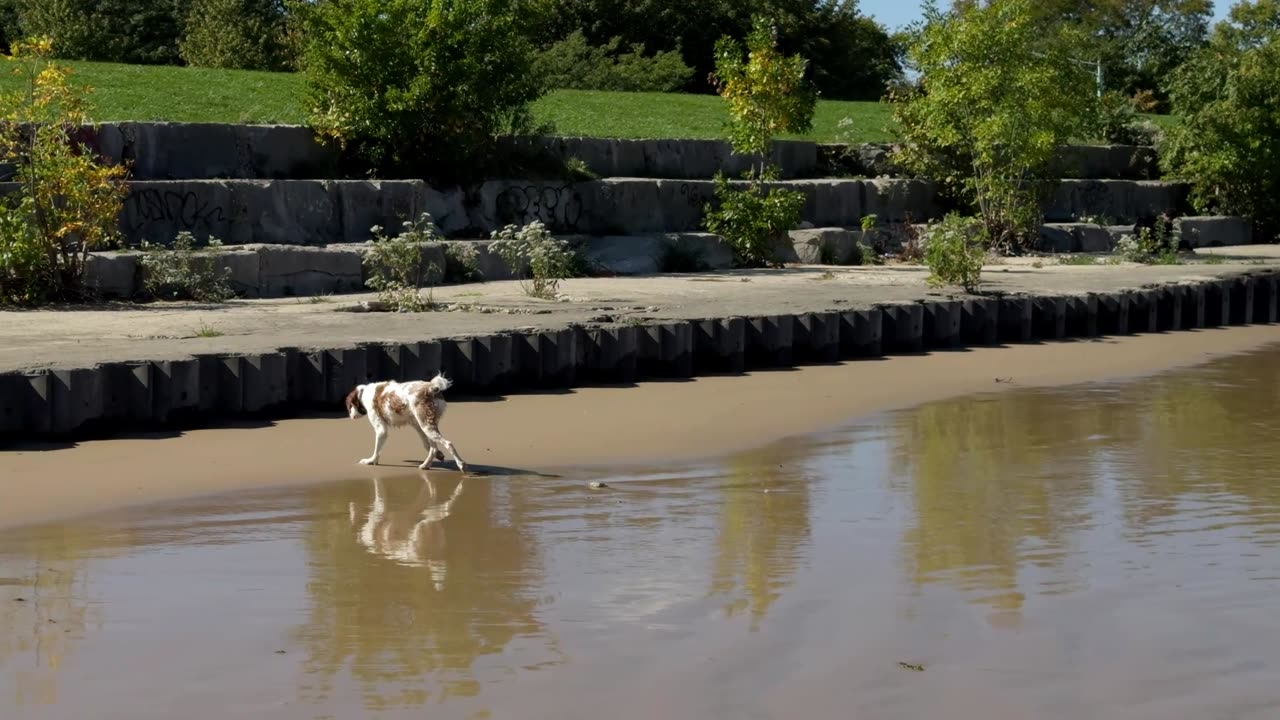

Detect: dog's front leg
[360, 425, 388, 465]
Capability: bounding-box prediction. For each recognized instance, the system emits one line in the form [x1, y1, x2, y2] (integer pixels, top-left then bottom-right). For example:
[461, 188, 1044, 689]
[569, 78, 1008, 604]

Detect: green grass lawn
[0, 60, 896, 142]
[0, 59, 1169, 144]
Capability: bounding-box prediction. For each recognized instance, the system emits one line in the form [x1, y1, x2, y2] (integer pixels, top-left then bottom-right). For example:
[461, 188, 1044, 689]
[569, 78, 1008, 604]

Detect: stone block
[0, 372, 50, 435]
[1038, 224, 1079, 253]
[1175, 216, 1252, 248]
[1128, 290, 1159, 333]
[49, 368, 105, 434]
[472, 333, 516, 393]
[257, 245, 364, 297]
[789, 229, 860, 265]
[241, 353, 288, 412]
[1180, 284, 1207, 329]
[637, 322, 694, 377]
[85, 251, 140, 299]
[151, 359, 201, 421]
[1204, 280, 1231, 326]
[582, 326, 639, 382]
[663, 233, 736, 271]
[839, 308, 883, 358]
[581, 235, 666, 275]
[101, 362, 154, 423]
[441, 339, 477, 392]
[1154, 285, 1183, 332]
[1229, 276, 1254, 325]
[1252, 274, 1278, 324]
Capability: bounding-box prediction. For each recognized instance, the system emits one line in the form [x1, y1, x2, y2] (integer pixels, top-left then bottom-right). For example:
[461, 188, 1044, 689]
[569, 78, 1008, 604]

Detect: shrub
[0, 37, 127, 305]
[1096, 91, 1163, 146]
[139, 232, 235, 302]
[364, 213, 441, 312]
[923, 214, 986, 292]
[489, 220, 577, 299]
[180, 0, 291, 71]
[13, 0, 186, 65]
[891, 0, 1098, 252]
[703, 173, 807, 267]
[291, 0, 544, 182]
[1162, 29, 1280, 243]
[534, 30, 693, 92]
[702, 15, 816, 268]
[1116, 214, 1178, 263]
[442, 242, 482, 284]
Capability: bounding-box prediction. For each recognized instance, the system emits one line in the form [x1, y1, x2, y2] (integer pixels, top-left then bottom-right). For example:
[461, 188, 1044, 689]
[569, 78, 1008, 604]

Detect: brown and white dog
[345, 373, 467, 472]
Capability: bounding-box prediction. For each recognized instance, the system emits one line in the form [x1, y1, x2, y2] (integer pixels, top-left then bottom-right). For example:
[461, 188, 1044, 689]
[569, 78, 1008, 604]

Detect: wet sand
[3, 337, 1280, 719]
[4, 324, 1280, 529]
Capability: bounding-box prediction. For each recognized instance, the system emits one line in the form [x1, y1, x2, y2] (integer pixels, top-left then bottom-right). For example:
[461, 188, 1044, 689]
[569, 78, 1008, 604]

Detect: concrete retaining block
[1128, 290, 1159, 334]
[1175, 216, 1252, 248]
[498, 135, 820, 180]
[1043, 180, 1190, 223]
[151, 358, 201, 421]
[839, 308, 883, 358]
[516, 329, 576, 388]
[746, 316, 796, 367]
[1154, 286, 1182, 332]
[101, 362, 154, 423]
[1205, 280, 1231, 326]
[0, 373, 50, 435]
[1064, 295, 1099, 337]
[923, 301, 962, 349]
[441, 339, 478, 392]
[582, 326, 639, 383]
[49, 368, 104, 434]
[789, 229, 861, 265]
[881, 304, 924, 354]
[1097, 293, 1130, 335]
[81, 122, 341, 180]
[793, 312, 841, 363]
[693, 317, 746, 374]
[962, 298, 1000, 345]
[1229, 277, 1254, 325]
[1180, 284, 1207, 329]
[256, 244, 364, 297]
[240, 353, 287, 412]
[1033, 296, 1068, 340]
[998, 297, 1033, 343]
[1253, 275, 1278, 324]
[1053, 144, 1160, 180]
[637, 322, 694, 378]
[85, 251, 140, 299]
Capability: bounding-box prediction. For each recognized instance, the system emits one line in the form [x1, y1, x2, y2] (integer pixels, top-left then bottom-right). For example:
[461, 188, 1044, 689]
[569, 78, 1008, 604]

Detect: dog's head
[345, 385, 367, 419]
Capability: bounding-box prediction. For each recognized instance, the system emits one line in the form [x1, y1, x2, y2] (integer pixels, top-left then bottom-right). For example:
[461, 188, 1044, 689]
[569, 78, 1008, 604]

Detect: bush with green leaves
[1116, 215, 1179, 263]
[363, 213, 442, 312]
[923, 214, 986, 292]
[291, 0, 544, 182]
[139, 232, 235, 302]
[891, 0, 1098, 252]
[1161, 18, 1280, 243]
[489, 220, 577, 299]
[180, 0, 291, 71]
[701, 15, 816, 268]
[1095, 91, 1162, 146]
[534, 30, 693, 92]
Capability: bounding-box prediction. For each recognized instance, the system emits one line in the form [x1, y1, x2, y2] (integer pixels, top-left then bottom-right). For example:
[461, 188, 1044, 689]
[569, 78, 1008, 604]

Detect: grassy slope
[0, 60, 1171, 144]
[0, 60, 895, 142]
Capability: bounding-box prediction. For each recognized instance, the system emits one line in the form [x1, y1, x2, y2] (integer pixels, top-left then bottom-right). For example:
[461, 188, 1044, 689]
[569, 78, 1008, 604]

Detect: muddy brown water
[4, 342, 1280, 719]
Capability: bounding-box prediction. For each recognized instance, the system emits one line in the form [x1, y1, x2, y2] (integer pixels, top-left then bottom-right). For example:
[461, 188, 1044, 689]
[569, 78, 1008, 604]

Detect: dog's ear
[345, 386, 367, 418]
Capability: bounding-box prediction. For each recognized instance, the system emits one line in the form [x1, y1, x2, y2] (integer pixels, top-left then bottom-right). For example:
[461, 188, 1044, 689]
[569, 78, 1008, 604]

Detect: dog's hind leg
[425, 428, 466, 472]
[413, 425, 439, 469]
[360, 424, 389, 466]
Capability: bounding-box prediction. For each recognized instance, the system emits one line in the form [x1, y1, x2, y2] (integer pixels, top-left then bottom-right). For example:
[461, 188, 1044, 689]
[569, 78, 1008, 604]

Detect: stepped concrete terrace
[4, 253, 1280, 442]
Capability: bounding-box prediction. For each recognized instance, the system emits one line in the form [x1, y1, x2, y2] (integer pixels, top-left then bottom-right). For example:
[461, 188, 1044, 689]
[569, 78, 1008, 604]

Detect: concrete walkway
[3, 253, 1278, 373]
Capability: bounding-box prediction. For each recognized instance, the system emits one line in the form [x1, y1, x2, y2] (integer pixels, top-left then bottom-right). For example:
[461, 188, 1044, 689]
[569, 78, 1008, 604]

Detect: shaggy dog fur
[345, 373, 466, 472]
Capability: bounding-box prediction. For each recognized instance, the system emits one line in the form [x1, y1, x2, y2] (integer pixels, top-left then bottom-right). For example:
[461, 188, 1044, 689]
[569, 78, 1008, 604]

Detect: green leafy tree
[14, 0, 189, 65]
[1161, 3, 1280, 242]
[533, 30, 693, 92]
[290, 0, 544, 183]
[702, 16, 816, 267]
[180, 0, 291, 71]
[892, 0, 1098, 251]
[0, 37, 128, 304]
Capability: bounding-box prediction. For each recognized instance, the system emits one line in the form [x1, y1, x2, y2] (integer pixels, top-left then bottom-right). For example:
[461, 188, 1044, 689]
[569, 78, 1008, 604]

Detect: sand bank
[3, 324, 1278, 529]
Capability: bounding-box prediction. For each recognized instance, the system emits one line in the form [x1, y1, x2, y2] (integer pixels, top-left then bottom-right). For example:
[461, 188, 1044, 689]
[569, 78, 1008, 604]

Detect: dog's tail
[427, 372, 452, 394]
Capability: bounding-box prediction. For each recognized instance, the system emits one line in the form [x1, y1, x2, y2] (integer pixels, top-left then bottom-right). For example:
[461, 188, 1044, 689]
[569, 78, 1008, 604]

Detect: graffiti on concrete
[124, 189, 228, 236]
[495, 183, 583, 231]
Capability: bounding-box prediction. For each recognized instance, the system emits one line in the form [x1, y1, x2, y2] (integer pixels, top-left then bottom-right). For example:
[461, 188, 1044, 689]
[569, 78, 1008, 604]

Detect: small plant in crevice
[704, 172, 807, 267]
[364, 213, 442, 312]
[443, 242, 483, 283]
[1116, 215, 1179, 264]
[659, 241, 709, 274]
[922, 214, 986, 292]
[139, 232, 235, 302]
[489, 220, 578, 299]
[193, 320, 224, 338]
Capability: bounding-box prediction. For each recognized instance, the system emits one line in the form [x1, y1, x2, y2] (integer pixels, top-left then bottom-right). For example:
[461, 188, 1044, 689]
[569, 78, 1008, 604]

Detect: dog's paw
[359, 458, 376, 466]
[456, 462, 468, 474]
[417, 461, 432, 470]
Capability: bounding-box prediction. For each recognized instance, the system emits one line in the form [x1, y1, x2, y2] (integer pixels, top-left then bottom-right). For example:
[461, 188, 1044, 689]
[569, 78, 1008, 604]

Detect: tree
[180, 0, 291, 71]
[702, 16, 816, 267]
[290, 0, 545, 183]
[1161, 2, 1280, 242]
[14, 0, 190, 65]
[893, 0, 1098, 251]
[533, 0, 903, 100]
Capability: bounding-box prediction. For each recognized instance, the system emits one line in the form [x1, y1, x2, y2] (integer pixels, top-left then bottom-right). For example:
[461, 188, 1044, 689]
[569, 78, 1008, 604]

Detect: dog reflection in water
[349, 473, 465, 590]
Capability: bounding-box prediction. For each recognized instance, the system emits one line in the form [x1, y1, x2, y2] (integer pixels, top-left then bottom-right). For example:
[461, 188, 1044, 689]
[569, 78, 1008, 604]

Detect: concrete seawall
[3, 269, 1276, 443]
